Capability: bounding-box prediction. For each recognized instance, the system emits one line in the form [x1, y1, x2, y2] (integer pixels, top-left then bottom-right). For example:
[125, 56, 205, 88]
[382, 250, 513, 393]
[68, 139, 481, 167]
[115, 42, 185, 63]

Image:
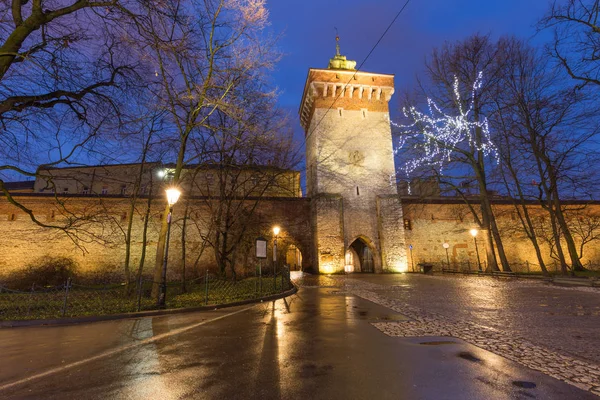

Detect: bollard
[259, 262, 262, 295]
[62, 278, 71, 317]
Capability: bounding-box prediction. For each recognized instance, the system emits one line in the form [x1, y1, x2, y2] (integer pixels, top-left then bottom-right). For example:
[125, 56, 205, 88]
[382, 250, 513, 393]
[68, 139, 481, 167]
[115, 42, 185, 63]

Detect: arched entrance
[347, 237, 375, 273]
[285, 244, 303, 271]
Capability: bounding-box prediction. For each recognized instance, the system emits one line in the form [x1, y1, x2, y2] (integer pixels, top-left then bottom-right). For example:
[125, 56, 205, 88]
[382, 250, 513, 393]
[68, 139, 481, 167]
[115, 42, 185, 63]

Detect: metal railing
[438, 260, 600, 274]
[0, 266, 292, 322]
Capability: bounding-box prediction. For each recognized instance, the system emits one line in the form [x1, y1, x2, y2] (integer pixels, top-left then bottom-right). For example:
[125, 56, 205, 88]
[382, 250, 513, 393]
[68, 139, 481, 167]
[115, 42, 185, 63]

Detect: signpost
[255, 237, 267, 259]
[256, 237, 267, 294]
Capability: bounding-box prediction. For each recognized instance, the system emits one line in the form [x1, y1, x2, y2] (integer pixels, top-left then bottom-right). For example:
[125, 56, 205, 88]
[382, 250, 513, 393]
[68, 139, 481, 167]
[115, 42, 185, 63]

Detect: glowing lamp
[469, 229, 478, 237]
[165, 188, 181, 206]
[273, 226, 281, 236]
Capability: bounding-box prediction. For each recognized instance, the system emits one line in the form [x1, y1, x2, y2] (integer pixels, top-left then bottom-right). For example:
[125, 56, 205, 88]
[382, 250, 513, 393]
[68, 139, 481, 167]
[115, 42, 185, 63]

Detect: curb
[0, 285, 298, 328]
[439, 270, 599, 287]
[551, 278, 599, 288]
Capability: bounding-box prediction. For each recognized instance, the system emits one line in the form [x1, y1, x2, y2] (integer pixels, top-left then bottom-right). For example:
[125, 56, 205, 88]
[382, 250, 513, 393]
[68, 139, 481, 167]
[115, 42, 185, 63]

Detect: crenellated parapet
[299, 69, 395, 131]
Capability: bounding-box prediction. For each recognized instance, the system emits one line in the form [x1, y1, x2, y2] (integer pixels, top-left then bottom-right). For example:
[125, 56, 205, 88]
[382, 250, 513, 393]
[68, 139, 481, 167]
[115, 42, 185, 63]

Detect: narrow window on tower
[338, 107, 343, 117]
[361, 108, 367, 119]
[356, 186, 360, 196]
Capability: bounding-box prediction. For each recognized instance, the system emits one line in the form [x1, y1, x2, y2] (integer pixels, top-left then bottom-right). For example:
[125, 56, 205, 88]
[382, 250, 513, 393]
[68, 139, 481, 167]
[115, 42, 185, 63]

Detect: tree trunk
[137, 193, 153, 282]
[551, 192, 585, 272]
[151, 204, 170, 298]
[548, 206, 569, 274]
[181, 202, 189, 293]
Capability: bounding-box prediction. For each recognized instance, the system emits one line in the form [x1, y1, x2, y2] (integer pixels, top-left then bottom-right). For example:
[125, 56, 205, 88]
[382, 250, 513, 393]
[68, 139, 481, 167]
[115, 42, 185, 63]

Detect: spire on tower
[328, 31, 356, 70]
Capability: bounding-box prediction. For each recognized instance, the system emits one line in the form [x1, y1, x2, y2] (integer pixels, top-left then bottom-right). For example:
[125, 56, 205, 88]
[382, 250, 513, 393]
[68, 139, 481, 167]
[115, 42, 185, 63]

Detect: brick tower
[299, 37, 407, 273]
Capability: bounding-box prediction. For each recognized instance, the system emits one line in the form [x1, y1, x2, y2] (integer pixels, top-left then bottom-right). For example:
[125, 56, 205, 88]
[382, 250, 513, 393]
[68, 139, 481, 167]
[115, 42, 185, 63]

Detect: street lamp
[272, 226, 280, 274]
[470, 229, 482, 272]
[442, 242, 450, 269]
[158, 187, 181, 307]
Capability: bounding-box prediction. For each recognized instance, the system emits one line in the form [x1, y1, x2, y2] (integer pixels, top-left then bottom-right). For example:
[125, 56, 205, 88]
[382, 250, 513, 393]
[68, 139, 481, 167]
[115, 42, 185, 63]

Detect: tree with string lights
[395, 35, 511, 272]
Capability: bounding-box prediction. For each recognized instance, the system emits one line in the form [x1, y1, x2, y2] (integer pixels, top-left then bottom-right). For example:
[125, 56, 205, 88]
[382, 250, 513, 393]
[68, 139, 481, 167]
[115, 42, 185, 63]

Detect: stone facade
[300, 62, 407, 273]
[33, 163, 302, 198]
[402, 199, 600, 272]
[0, 194, 312, 280]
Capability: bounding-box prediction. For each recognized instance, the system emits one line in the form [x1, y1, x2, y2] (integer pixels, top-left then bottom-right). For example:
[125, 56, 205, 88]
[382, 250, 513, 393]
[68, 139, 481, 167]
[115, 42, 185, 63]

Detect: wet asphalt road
[0, 276, 595, 399]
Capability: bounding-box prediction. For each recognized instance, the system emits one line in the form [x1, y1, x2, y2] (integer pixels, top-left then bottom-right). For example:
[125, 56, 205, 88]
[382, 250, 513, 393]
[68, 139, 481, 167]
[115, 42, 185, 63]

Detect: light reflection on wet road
[0, 274, 595, 399]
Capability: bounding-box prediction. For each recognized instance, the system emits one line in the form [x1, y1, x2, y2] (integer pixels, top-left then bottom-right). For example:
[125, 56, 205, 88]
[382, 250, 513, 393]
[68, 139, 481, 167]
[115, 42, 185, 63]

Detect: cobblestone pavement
[294, 273, 600, 396]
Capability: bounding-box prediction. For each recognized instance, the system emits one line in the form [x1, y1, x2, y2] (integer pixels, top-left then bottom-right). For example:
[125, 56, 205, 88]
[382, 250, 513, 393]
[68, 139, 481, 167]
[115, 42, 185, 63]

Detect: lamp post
[442, 242, 450, 269]
[470, 229, 482, 272]
[158, 187, 181, 307]
[272, 226, 280, 274]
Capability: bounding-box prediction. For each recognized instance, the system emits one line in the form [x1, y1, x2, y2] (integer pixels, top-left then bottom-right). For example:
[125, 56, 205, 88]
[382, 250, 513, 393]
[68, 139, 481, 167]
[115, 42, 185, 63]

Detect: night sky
[266, 0, 552, 135]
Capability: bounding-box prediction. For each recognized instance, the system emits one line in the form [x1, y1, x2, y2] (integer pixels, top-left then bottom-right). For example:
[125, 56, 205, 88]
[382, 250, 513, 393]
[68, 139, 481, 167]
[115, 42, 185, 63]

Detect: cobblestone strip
[341, 279, 600, 396]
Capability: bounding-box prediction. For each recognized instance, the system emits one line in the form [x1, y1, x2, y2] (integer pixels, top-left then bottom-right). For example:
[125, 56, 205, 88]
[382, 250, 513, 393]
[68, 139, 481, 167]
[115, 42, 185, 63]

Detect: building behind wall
[33, 163, 302, 198]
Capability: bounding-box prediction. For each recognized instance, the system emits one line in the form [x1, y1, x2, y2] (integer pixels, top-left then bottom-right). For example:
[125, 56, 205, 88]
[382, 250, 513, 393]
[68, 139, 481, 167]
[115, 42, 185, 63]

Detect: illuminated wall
[300, 65, 407, 274]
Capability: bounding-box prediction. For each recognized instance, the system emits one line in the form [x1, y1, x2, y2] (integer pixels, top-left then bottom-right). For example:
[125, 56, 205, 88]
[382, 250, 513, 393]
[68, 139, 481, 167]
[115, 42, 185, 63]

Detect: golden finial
[328, 29, 356, 70]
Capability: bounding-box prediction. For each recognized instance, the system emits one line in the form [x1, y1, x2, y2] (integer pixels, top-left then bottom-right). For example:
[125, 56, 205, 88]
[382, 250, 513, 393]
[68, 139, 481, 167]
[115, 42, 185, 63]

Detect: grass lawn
[0, 276, 291, 321]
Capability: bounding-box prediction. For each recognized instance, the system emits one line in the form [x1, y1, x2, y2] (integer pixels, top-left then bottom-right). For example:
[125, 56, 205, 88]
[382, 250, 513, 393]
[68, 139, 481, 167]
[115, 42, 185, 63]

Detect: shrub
[4, 256, 79, 290]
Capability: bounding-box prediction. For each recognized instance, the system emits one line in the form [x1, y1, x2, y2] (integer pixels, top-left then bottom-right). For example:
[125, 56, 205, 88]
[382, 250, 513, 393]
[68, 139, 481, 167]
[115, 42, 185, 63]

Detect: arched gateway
[346, 237, 376, 273]
[299, 37, 408, 274]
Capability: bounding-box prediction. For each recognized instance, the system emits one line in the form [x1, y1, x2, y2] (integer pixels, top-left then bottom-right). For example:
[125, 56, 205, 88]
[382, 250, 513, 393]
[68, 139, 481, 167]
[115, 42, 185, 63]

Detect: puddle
[371, 314, 409, 322]
[512, 381, 537, 389]
[419, 341, 458, 346]
[458, 351, 482, 362]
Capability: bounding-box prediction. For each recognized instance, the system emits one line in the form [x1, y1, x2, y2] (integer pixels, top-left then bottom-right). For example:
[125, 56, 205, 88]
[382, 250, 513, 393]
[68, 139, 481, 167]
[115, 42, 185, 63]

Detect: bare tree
[492, 37, 600, 273]
[539, 0, 600, 88]
[397, 34, 511, 272]
[129, 0, 278, 296]
[194, 96, 300, 280]
[0, 0, 148, 247]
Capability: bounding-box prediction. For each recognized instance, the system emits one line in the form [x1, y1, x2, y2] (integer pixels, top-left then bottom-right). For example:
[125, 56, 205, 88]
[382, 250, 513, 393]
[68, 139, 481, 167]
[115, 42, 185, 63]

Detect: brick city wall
[2, 195, 599, 280]
[402, 200, 600, 272]
[0, 195, 312, 281]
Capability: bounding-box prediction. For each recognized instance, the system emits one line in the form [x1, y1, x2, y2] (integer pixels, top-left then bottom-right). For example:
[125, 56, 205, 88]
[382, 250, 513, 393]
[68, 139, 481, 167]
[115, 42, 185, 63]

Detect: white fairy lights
[392, 72, 499, 191]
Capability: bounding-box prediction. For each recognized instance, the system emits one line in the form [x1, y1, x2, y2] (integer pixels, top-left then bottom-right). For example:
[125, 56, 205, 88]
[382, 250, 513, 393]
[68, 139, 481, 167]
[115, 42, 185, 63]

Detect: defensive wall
[403, 198, 600, 272]
[0, 194, 312, 281]
[2, 194, 599, 281]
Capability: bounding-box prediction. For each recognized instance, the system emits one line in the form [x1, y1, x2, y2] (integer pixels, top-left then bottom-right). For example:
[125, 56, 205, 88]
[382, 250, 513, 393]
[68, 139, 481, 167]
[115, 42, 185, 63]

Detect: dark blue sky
[266, 0, 551, 132]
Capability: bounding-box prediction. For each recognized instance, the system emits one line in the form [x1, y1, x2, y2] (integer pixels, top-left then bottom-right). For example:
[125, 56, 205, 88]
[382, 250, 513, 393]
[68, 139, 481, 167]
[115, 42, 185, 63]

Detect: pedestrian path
[295, 273, 600, 397]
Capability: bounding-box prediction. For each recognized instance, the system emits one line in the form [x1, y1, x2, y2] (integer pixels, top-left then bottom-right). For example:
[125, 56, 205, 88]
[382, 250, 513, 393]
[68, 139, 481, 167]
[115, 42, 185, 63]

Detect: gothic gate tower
[299, 38, 407, 273]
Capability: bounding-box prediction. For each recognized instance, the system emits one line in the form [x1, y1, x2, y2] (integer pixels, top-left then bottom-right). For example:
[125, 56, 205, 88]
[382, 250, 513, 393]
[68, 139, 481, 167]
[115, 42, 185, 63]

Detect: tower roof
[328, 35, 356, 71]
